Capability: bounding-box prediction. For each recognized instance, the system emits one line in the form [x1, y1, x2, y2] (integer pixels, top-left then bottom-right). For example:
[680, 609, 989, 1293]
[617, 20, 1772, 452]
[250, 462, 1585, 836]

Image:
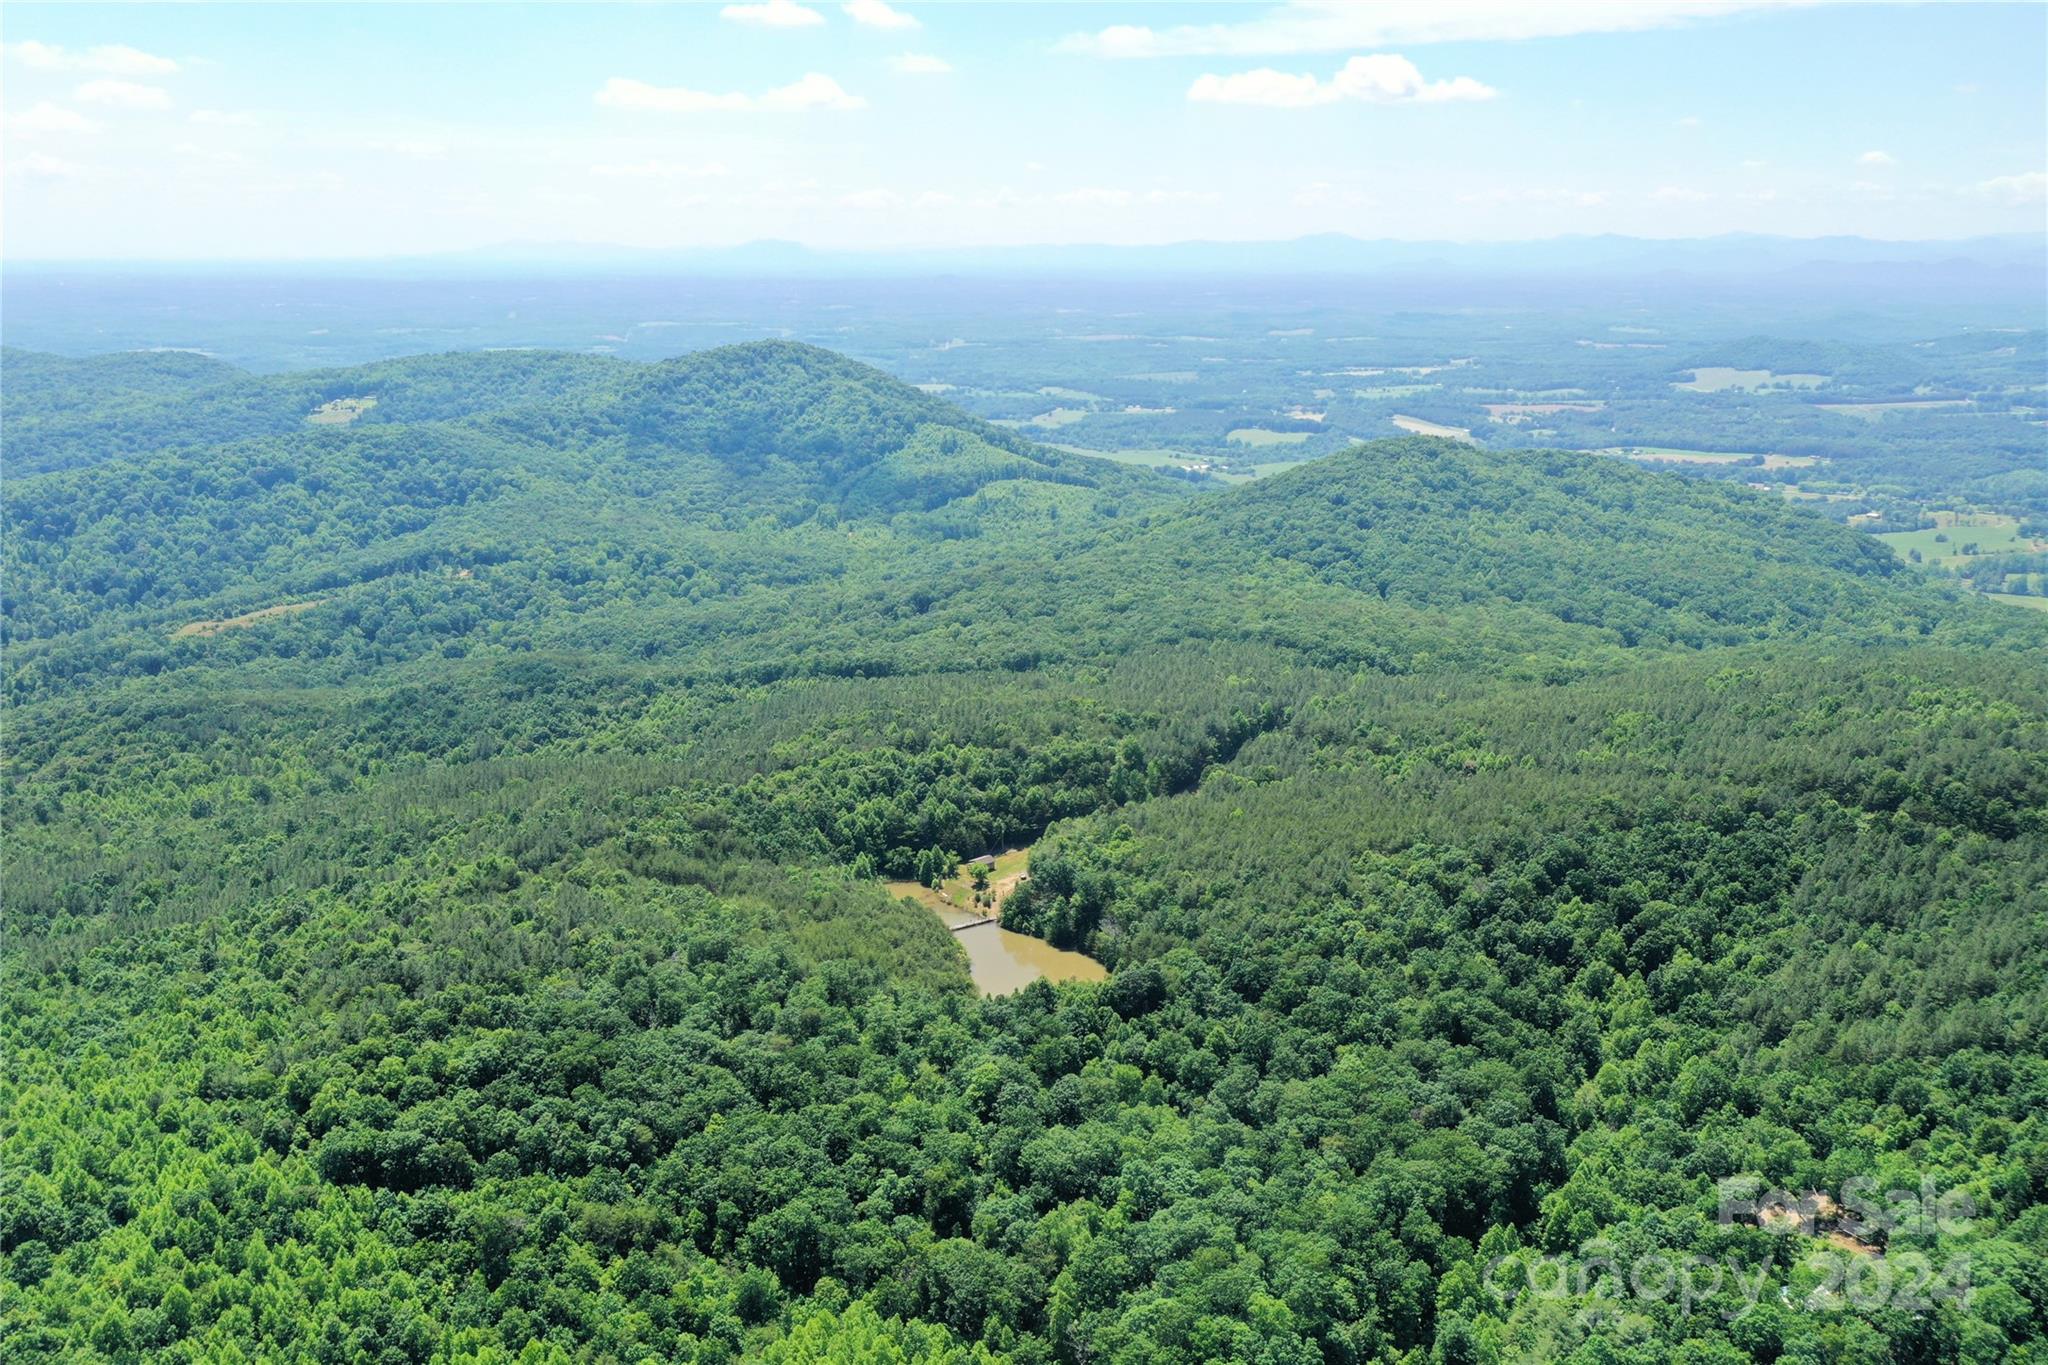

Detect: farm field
[1351, 383, 1440, 399]
[1391, 414, 1473, 440]
[1818, 398, 1974, 419]
[1024, 406, 1090, 428]
[1227, 427, 1313, 446]
[1485, 401, 1605, 422]
[1876, 510, 2045, 568]
[1589, 446, 1821, 469]
[1676, 366, 1829, 392]
[306, 396, 376, 424]
[1053, 443, 1209, 472]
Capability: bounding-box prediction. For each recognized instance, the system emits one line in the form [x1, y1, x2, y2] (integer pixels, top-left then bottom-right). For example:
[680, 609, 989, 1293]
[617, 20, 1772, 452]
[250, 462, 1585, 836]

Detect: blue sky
[3, 1, 2043, 259]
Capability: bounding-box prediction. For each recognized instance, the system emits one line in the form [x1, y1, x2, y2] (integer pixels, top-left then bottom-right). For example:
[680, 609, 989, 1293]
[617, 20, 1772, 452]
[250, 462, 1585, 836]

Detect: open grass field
[1485, 401, 1605, 419]
[1228, 427, 1314, 446]
[884, 846, 1033, 923]
[1988, 591, 2048, 612]
[1877, 511, 2045, 569]
[306, 396, 377, 425]
[1053, 444, 1207, 472]
[1026, 406, 1092, 428]
[1351, 384, 1441, 400]
[1676, 367, 1829, 392]
[1588, 446, 1821, 469]
[173, 598, 331, 638]
[1391, 415, 1474, 441]
[1817, 399, 1974, 420]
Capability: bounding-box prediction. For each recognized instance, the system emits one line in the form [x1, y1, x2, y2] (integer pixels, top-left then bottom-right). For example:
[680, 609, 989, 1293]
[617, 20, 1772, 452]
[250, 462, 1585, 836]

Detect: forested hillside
[5, 343, 2045, 1364]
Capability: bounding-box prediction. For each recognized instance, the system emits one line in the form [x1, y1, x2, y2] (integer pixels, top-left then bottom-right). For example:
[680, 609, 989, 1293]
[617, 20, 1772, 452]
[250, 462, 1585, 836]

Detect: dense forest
[4, 342, 2046, 1364]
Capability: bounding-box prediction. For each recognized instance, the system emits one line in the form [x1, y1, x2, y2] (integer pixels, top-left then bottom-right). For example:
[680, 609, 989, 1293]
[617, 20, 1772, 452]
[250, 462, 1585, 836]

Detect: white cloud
[1977, 171, 2047, 204]
[189, 109, 259, 127]
[1676, 115, 1703, 128]
[1650, 184, 1711, 202]
[74, 79, 172, 110]
[720, 0, 825, 28]
[844, 0, 919, 29]
[4, 102, 99, 136]
[1459, 186, 1609, 207]
[595, 73, 865, 113]
[4, 40, 177, 75]
[11, 151, 90, 179]
[889, 52, 951, 74]
[1292, 180, 1372, 208]
[591, 159, 731, 179]
[171, 141, 245, 166]
[1061, 1, 1797, 58]
[1188, 55, 1495, 107]
[837, 187, 900, 208]
[1051, 187, 1222, 207]
[1857, 149, 1896, 167]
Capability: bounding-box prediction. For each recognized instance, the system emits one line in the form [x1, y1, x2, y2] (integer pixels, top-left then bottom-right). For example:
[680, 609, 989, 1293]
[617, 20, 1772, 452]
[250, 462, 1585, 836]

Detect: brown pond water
[947, 921, 1106, 996]
[884, 851, 1106, 995]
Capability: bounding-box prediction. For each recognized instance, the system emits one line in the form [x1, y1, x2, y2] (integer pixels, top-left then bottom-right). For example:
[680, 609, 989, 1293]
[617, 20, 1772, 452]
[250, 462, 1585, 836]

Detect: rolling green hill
[4, 343, 2045, 1364]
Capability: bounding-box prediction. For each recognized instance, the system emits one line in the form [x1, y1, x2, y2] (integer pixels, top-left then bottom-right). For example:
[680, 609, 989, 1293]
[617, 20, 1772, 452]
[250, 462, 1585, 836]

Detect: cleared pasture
[307, 396, 377, 425]
[1817, 399, 1973, 421]
[1877, 511, 2044, 568]
[1676, 367, 1828, 392]
[1391, 415, 1474, 441]
[174, 598, 331, 638]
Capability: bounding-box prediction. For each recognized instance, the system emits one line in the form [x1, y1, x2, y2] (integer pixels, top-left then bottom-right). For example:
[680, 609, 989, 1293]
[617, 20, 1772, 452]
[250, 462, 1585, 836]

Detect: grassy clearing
[1589, 447, 1818, 469]
[307, 396, 377, 425]
[1877, 511, 2044, 569]
[884, 847, 1035, 925]
[1485, 401, 1604, 423]
[1228, 428, 1313, 447]
[1817, 399, 1973, 421]
[173, 598, 331, 639]
[1352, 384, 1440, 400]
[1053, 444, 1211, 473]
[1026, 407, 1092, 428]
[1246, 457, 1326, 479]
[1987, 592, 2048, 612]
[1676, 367, 1828, 393]
[1391, 415, 1473, 441]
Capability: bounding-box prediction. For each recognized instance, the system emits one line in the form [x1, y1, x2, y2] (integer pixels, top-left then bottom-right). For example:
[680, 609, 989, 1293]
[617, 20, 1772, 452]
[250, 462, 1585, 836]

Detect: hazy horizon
[5, 1, 2045, 261]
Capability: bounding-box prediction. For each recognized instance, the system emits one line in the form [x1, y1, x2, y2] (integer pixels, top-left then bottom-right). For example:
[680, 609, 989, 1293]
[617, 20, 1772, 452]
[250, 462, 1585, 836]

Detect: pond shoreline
[884, 849, 1106, 995]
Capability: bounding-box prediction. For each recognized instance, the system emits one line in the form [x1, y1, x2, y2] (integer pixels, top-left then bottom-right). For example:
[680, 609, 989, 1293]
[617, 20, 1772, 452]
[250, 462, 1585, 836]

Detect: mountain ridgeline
[4, 342, 2045, 1364]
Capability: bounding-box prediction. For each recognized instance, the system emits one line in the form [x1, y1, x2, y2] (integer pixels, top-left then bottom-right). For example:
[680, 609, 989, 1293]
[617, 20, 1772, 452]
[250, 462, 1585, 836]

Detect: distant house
[966, 854, 997, 870]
